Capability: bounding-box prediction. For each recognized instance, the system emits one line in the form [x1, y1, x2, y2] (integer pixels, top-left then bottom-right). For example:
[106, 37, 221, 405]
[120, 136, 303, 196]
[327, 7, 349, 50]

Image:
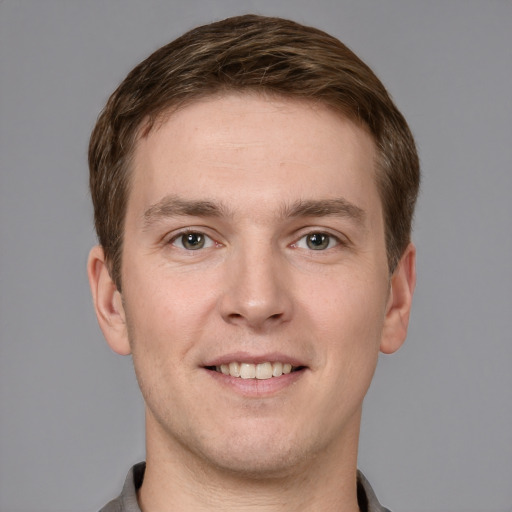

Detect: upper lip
[203, 351, 307, 368]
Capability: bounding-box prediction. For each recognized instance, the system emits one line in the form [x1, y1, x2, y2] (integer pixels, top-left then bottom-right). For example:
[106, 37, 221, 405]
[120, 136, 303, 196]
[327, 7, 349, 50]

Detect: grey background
[1, 1, 511, 511]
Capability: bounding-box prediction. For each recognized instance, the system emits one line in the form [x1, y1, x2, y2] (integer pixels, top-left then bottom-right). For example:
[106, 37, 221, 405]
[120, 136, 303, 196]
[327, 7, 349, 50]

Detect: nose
[219, 244, 293, 331]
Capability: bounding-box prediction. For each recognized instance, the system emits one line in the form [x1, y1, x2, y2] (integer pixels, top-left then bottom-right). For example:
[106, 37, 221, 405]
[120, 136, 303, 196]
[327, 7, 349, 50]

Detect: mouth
[205, 361, 306, 380]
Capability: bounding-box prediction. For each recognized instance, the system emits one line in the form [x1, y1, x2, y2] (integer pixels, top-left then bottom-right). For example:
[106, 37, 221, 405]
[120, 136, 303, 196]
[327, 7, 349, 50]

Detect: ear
[87, 245, 131, 355]
[380, 243, 417, 354]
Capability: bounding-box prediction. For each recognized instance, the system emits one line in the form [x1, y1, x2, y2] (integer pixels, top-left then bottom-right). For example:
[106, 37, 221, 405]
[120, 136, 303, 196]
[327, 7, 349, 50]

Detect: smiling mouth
[205, 362, 306, 380]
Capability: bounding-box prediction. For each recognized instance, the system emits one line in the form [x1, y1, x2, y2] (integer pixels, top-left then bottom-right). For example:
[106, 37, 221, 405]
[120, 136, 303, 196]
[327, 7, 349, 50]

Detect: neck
[138, 411, 362, 512]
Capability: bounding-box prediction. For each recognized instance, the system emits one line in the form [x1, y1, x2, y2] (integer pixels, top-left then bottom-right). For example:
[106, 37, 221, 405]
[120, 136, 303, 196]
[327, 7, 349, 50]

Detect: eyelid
[166, 227, 220, 249]
[290, 228, 349, 250]
[294, 234, 337, 250]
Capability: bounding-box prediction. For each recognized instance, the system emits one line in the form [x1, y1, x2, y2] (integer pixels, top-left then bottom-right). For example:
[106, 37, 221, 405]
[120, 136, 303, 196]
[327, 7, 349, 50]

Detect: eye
[294, 232, 339, 251]
[171, 231, 214, 250]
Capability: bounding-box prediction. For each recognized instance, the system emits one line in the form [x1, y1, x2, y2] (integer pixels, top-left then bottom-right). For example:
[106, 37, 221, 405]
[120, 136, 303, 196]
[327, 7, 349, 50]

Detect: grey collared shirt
[99, 462, 391, 512]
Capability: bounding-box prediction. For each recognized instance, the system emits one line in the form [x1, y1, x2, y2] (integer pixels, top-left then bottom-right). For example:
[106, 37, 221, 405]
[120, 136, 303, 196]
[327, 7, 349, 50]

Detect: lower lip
[205, 368, 306, 397]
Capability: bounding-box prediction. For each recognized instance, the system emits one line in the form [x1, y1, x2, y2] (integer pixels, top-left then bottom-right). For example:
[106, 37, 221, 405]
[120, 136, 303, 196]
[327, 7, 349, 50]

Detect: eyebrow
[142, 195, 366, 229]
[142, 195, 229, 229]
[284, 198, 366, 225]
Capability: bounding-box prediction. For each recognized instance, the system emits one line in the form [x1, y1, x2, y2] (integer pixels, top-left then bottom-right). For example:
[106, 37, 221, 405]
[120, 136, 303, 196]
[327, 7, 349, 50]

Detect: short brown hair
[89, 14, 420, 289]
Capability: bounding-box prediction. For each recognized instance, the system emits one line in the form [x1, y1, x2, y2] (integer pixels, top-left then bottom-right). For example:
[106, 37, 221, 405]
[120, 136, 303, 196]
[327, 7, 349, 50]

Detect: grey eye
[183, 233, 204, 249]
[306, 233, 330, 250]
[173, 232, 212, 250]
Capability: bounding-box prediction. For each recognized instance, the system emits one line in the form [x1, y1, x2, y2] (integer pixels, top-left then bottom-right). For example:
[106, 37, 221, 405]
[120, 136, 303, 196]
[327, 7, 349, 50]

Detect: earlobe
[87, 245, 131, 355]
[380, 243, 417, 354]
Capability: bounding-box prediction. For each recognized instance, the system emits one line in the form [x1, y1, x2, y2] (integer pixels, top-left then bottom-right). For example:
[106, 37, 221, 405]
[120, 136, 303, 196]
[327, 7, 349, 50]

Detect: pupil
[184, 233, 204, 249]
[307, 233, 328, 250]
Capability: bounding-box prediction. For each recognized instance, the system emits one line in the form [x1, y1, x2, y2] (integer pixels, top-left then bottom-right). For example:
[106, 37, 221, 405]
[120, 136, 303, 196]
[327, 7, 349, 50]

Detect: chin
[189, 421, 319, 479]
[205, 443, 310, 479]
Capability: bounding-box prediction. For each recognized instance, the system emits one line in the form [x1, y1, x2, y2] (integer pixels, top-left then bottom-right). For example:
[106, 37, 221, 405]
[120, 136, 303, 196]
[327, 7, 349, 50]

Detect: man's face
[96, 93, 412, 476]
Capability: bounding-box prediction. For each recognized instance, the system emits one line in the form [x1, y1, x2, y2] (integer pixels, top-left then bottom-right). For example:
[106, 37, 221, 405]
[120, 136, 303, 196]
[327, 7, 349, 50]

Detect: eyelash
[167, 229, 344, 252]
[291, 231, 343, 251]
[168, 230, 218, 251]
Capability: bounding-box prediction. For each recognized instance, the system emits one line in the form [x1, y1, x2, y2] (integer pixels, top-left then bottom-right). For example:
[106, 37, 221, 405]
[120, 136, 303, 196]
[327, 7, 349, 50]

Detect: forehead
[128, 93, 380, 219]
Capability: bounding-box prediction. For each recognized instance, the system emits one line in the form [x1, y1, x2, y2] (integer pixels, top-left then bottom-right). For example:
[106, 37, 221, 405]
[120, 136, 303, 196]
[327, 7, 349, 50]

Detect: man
[87, 14, 419, 512]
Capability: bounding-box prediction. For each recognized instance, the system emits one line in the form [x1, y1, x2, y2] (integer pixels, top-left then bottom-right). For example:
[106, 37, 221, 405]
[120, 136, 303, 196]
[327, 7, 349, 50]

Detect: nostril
[220, 290, 292, 328]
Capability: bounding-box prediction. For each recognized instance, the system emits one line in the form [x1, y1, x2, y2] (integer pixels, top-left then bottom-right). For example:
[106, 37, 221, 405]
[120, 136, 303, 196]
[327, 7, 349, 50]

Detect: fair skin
[88, 93, 416, 511]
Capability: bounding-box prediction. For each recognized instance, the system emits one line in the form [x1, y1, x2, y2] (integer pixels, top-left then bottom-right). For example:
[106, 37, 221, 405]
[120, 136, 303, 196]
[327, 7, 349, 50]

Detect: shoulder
[357, 470, 392, 512]
[98, 462, 145, 512]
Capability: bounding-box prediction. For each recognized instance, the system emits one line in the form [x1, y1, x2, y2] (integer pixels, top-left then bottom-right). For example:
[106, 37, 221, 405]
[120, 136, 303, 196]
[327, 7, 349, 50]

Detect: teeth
[214, 362, 298, 379]
[255, 362, 273, 380]
[229, 361, 240, 377]
[240, 363, 256, 379]
[272, 362, 283, 377]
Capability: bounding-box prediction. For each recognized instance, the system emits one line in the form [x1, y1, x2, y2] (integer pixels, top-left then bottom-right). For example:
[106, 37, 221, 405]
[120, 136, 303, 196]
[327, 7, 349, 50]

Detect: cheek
[310, 271, 387, 335]
[305, 271, 388, 378]
[121, 282, 192, 424]
[121, 263, 222, 377]
[124, 257, 212, 323]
